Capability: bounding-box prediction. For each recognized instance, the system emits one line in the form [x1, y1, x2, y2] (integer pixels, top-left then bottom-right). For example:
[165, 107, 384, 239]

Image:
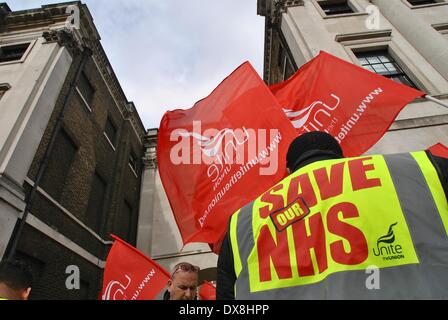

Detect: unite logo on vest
[372, 223, 405, 261]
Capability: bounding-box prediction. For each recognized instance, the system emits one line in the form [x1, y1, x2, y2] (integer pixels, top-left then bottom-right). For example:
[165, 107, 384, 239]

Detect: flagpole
[425, 95, 448, 109]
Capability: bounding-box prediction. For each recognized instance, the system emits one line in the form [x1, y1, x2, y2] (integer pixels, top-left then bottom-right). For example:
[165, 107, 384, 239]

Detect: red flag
[270, 51, 425, 156]
[100, 235, 170, 300]
[199, 281, 216, 300]
[157, 62, 297, 247]
[429, 143, 448, 159]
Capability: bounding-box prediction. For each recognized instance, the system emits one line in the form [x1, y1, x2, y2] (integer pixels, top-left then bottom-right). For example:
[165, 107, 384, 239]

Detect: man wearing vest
[217, 132, 448, 299]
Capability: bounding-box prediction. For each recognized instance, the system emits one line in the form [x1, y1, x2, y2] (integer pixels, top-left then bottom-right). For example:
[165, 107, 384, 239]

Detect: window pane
[384, 63, 397, 72]
[366, 56, 381, 64]
[105, 117, 117, 146]
[363, 65, 375, 73]
[378, 55, 391, 63]
[355, 49, 418, 89]
[85, 172, 107, 232]
[129, 152, 138, 173]
[407, 0, 437, 5]
[0, 43, 30, 63]
[78, 72, 95, 106]
[319, 1, 354, 15]
[40, 129, 77, 201]
[358, 57, 368, 65]
[373, 64, 387, 73]
[0, 85, 9, 99]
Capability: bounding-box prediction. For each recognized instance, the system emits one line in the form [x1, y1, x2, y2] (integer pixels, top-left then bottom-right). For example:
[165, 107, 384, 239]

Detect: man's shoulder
[427, 151, 448, 200]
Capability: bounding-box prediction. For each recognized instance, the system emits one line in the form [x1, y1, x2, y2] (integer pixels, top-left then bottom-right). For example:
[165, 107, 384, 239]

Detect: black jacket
[216, 151, 448, 300]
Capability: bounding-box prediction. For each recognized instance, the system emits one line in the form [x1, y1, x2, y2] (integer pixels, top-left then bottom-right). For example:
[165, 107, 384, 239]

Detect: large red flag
[100, 235, 170, 300]
[199, 281, 216, 300]
[157, 62, 297, 247]
[429, 143, 448, 159]
[270, 51, 425, 156]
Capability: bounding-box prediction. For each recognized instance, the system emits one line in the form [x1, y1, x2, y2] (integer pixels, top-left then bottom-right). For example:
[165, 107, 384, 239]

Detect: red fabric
[199, 281, 216, 300]
[157, 62, 297, 248]
[270, 51, 425, 157]
[100, 235, 170, 300]
[429, 143, 448, 159]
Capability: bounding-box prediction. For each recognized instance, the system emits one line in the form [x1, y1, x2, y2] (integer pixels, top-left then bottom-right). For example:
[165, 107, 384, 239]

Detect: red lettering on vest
[259, 184, 285, 219]
[291, 213, 328, 276]
[257, 225, 292, 282]
[348, 157, 381, 191]
[313, 162, 345, 201]
[287, 173, 317, 209]
[327, 202, 368, 265]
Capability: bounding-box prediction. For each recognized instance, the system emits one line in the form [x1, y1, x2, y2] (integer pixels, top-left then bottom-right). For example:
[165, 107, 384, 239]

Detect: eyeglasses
[172, 262, 200, 276]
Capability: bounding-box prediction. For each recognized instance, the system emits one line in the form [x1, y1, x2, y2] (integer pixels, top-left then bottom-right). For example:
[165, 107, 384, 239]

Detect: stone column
[371, 0, 448, 81]
[136, 129, 158, 257]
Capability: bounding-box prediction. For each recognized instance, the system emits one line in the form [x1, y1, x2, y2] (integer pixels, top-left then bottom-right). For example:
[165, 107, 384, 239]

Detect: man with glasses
[163, 262, 199, 300]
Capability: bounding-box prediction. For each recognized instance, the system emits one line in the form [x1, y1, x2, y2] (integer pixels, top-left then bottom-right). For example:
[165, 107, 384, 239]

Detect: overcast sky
[8, 0, 265, 129]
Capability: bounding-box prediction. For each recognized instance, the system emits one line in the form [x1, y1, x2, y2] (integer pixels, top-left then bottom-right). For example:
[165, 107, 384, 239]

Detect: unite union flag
[157, 62, 297, 249]
[100, 235, 170, 300]
[270, 51, 425, 156]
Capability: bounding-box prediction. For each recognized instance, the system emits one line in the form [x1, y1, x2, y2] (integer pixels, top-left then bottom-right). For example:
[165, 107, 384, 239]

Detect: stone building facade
[257, 0, 448, 152]
[0, 2, 145, 299]
[138, 129, 219, 284]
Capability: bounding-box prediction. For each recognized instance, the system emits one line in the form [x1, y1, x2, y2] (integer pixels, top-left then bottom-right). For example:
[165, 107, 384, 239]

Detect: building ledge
[335, 30, 392, 43]
[0, 174, 25, 212]
[390, 114, 448, 131]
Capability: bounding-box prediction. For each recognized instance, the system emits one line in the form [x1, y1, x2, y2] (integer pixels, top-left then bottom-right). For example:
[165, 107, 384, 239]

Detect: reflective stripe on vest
[230, 152, 448, 299]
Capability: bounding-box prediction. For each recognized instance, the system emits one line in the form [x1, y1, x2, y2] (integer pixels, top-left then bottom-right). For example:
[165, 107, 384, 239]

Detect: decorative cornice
[42, 28, 84, 56]
[265, 0, 304, 24]
[2, 2, 147, 141]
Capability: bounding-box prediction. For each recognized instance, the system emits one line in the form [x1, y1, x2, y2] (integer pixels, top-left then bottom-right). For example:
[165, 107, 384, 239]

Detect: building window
[117, 200, 133, 242]
[40, 129, 78, 201]
[104, 116, 117, 148]
[129, 151, 138, 176]
[407, 0, 437, 5]
[433, 23, 448, 38]
[318, 0, 354, 15]
[0, 43, 30, 63]
[85, 171, 107, 232]
[0, 83, 10, 99]
[355, 50, 418, 89]
[77, 72, 95, 107]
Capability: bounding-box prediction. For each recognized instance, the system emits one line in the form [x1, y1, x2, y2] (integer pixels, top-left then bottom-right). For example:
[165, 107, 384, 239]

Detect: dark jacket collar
[292, 150, 343, 173]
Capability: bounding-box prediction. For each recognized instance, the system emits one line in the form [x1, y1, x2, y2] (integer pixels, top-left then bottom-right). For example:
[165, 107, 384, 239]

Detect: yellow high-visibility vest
[229, 152, 448, 299]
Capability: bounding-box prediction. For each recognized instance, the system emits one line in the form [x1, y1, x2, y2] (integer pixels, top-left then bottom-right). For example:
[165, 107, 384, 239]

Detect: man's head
[0, 260, 33, 300]
[287, 131, 344, 173]
[167, 262, 199, 300]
